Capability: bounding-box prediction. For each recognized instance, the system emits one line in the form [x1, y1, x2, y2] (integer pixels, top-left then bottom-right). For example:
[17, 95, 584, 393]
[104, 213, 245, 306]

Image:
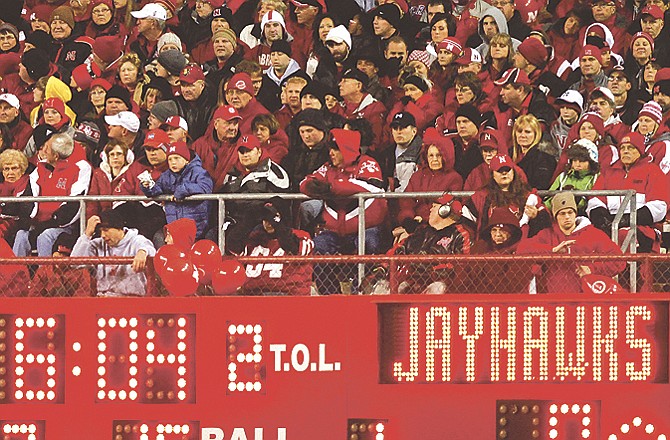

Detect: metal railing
[0, 188, 639, 250]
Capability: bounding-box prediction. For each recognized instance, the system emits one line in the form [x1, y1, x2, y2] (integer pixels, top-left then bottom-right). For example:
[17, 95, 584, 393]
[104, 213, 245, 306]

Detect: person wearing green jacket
[545, 139, 599, 216]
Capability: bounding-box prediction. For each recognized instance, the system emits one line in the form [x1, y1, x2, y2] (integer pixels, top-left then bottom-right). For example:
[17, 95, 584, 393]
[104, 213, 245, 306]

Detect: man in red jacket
[13, 133, 92, 257]
[113, 129, 169, 242]
[300, 128, 387, 294]
[518, 191, 625, 293]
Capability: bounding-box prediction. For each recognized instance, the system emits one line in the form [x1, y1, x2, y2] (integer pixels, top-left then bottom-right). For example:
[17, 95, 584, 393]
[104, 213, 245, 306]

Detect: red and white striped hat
[638, 101, 663, 125]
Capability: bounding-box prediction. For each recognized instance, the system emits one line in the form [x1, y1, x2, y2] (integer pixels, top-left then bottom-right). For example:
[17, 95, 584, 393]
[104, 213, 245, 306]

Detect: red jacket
[463, 162, 491, 191]
[237, 98, 271, 136]
[301, 154, 388, 236]
[1, 73, 39, 121]
[31, 158, 92, 225]
[243, 228, 314, 295]
[387, 92, 443, 132]
[517, 219, 626, 293]
[114, 156, 168, 206]
[398, 139, 462, 223]
[87, 151, 134, 219]
[9, 118, 32, 152]
[342, 94, 388, 151]
[191, 128, 239, 190]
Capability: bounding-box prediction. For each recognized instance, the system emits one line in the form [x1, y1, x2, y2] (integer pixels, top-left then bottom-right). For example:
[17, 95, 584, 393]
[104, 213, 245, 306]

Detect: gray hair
[50, 133, 74, 159]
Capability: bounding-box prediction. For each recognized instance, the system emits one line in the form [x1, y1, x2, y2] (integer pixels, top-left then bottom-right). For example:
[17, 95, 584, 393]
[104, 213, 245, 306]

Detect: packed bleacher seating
[0, 0, 669, 295]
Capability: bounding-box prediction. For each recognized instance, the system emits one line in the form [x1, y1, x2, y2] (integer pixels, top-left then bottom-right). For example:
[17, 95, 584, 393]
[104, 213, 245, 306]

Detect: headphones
[437, 194, 463, 219]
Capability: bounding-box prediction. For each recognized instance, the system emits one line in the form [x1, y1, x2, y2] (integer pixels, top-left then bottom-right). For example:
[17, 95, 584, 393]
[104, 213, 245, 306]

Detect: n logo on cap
[483, 133, 492, 141]
[241, 136, 249, 143]
[169, 146, 176, 153]
[147, 133, 155, 140]
[498, 156, 508, 163]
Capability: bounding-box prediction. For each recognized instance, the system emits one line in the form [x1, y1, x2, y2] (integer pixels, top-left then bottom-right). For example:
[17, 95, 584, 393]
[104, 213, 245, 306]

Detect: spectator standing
[141, 141, 213, 239]
[518, 191, 625, 293]
[72, 210, 156, 297]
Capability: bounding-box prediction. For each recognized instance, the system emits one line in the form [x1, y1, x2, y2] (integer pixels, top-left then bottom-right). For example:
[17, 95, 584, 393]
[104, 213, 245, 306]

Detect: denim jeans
[13, 225, 77, 257]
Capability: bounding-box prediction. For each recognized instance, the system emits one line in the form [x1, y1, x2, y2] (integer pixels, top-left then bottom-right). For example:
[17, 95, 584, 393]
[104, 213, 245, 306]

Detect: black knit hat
[342, 68, 369, 88]
[270, 39, 292, 57]
[403, 75, 429, 92]
[300, 81, 326, 106]
[105, 85, 133, 111]
[295, 108, 327, 132]
[143, 74, 172, 101]
[455, 103, 484, 127]
[21, 48, 50, 81]
[24, 30, 52, 53]
[33, 124, 58, 150]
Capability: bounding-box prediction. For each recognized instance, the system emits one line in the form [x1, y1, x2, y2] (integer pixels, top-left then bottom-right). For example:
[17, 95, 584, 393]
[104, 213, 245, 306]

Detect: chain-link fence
[1, 254, 669, 296]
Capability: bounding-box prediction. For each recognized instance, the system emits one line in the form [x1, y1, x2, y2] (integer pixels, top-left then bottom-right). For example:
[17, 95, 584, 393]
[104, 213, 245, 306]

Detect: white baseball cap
[325, 25, 352, 49]
[131, 3, 168, 21]
[163, 115, 188, 132]
[556, 89, 584, 111]
[0, 93, 20, 110]
[105, 111, 140, 133]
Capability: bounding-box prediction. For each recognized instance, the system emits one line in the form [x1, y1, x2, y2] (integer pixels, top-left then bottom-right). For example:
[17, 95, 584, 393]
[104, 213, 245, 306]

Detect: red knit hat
[579, 45, 602, 61]
[43, 97, 66, 117]
[436, 37, 463, 56]
[619, 132, 646, 154]
[630, 31, 654, 52]
[517, 37, 548, 67]
[166, 141, 191, 161]
[71, 62, 102, 90]
[93, 36, 124, 64]
[226, 72, 254, 95]
[638, 101, 663, 125]
[577, 112, 605, 137]
[90, 78, 113, 92]
[91, 0, 114, 10]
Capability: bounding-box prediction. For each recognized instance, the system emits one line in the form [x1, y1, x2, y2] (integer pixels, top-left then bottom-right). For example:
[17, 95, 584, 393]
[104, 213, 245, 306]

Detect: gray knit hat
[150, 100, 179, 124]
[157, 49, 187, 76]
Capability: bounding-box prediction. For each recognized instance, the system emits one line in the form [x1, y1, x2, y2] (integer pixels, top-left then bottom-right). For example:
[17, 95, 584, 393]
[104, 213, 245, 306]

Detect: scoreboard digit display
[0, 296, 667, 440]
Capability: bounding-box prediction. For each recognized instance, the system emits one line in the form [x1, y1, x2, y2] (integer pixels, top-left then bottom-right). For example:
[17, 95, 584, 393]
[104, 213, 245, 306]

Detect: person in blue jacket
[140, 141, 213, 239]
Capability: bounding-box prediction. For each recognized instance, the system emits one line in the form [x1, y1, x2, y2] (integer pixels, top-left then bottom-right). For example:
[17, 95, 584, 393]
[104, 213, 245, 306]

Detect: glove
[589, 207, 612, 232]
[303, 179, 331, 198]
[401, 217, 421, 234]
[399, 96, 412, 105]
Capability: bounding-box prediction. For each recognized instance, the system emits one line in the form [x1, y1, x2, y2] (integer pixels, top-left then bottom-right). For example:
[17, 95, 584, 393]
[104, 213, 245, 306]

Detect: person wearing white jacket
[72, 209, 156, 297]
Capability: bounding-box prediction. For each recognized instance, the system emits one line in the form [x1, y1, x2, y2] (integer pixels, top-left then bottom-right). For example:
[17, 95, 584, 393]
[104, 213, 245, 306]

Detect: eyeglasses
[608, 76, 627, 82]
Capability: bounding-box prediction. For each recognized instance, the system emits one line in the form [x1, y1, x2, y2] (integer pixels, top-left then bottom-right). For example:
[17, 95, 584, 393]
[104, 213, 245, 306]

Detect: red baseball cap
[489, 154, 514, 172]
[179, 64, 205, 84]
[143, 129, 170, 150]
[226, 72, 254, 95]
[162, 115, 188, 131]
[237, 134, 261, 152]
[213, 105, 242, 121]
[494, 68, 531, 86]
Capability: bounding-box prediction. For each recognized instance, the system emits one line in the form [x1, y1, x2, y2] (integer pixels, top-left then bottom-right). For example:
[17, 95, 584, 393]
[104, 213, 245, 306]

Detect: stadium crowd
[0, 0, 668, 295]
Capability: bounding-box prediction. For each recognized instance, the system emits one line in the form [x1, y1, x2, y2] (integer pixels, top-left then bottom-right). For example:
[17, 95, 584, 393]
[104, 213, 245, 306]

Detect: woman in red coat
[87, 139, 134, 219]
[394, 128, 462, 241]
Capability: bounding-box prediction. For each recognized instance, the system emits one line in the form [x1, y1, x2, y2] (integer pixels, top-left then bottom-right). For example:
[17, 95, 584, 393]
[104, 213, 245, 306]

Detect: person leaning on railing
[518, 192, 626, 294]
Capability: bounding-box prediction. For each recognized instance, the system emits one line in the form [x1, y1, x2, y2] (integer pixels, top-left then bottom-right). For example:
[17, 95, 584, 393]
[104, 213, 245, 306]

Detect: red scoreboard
[0, 295, 668, 440]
